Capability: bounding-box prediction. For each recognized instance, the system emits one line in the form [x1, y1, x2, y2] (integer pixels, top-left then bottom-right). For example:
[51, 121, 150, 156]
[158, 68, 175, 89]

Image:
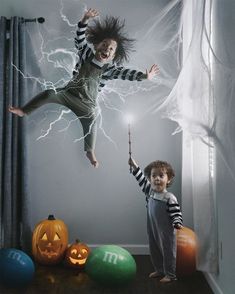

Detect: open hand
[83, 8, 99, 22]
[146, 64, 159, 80]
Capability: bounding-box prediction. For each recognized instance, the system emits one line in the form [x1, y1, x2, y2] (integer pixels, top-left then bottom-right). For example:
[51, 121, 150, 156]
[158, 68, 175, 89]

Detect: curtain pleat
[0, 17, 31, 251]
[19, 18, 31, 253]
[0, 17, 7, 248]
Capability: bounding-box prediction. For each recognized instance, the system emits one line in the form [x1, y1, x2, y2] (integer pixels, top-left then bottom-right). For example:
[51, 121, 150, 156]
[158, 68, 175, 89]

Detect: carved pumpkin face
[65, 240, 90, 269]
[32, 215, 68, 265]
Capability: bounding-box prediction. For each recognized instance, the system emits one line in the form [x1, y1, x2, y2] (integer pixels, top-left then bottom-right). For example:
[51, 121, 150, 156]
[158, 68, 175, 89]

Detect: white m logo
[8, 251, 22, 261]
[103, 251, 119, 264]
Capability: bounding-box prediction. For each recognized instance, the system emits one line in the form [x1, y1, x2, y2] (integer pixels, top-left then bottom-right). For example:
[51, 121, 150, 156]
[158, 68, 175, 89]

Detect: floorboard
[0, 255, 213, 294]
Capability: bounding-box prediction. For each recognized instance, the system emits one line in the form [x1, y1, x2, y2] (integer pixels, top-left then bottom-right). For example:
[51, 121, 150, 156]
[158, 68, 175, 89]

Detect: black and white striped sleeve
[75, 21, 88, 50]
[166, 194, 183, 227]
[132, 167, 151, 196]
[102, 66, 147, 82]
[73, 21, 93, 75]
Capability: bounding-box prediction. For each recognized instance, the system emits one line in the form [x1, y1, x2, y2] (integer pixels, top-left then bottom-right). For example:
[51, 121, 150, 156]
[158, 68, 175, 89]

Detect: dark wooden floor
[0, 255, 213, 294]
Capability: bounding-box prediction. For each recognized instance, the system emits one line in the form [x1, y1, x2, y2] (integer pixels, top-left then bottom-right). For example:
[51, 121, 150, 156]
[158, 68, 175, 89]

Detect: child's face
[94, 39, 117, 63]
[150, 167, 170, 193]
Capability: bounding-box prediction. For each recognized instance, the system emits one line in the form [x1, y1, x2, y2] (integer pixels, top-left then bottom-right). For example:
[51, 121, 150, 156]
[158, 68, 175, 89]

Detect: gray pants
[22, 88, 97, 151]
[147, 198, 176, 278]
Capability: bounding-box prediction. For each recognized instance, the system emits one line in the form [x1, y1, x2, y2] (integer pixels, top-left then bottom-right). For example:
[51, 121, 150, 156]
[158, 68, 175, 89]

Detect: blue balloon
[0, 248, 35, 288]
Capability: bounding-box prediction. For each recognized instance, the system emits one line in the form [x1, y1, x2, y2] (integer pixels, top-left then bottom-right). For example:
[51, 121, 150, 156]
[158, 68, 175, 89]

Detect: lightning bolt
[36, 108, 71, 140]
[59, 0, 87, 27]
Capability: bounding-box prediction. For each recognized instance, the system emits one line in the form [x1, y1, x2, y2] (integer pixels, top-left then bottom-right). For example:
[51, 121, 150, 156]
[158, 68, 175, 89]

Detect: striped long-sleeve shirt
[73, 21, 147, 92]
[132, 166, 183, 227]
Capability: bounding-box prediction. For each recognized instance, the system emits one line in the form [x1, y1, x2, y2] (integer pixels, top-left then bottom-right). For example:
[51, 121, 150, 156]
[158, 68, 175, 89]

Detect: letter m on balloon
[8, 250, 22, 261]
[103, 251, 118, 264]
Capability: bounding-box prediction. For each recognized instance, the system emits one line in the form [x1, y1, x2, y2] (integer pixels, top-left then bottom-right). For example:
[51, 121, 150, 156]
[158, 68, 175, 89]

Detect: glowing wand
[128, 123, 132, 173]
[125, 114, 134, 173]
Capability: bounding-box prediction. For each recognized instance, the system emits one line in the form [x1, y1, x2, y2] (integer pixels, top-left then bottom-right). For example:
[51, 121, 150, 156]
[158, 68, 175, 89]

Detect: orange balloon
[176, 226, 198, 276]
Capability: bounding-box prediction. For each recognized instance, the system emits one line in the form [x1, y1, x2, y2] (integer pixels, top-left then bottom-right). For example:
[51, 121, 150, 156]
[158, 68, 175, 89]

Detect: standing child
[9, 8, 159, 168]
[129, 157, 183, 283]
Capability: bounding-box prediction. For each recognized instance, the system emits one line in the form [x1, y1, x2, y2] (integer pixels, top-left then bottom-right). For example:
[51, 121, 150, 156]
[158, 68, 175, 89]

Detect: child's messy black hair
[86, 16, 135, 64]
[144, 160, 175, 187]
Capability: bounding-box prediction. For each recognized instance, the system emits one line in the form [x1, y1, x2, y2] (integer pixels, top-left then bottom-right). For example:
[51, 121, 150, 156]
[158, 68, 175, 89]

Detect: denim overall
[147, 193, 177, 279]
[23, 56, 107, 151]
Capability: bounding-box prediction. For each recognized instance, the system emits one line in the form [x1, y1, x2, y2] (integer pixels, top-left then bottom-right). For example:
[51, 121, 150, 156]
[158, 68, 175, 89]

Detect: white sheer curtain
[180, 0, 218, 273]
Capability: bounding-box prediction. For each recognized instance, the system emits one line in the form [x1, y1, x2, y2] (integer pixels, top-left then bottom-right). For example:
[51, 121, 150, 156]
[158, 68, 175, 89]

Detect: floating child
[9, 8, 159, 167]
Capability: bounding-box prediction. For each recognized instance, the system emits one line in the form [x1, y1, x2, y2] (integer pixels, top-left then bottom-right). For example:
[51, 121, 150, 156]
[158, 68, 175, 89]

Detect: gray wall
[1, 0, 182, 252]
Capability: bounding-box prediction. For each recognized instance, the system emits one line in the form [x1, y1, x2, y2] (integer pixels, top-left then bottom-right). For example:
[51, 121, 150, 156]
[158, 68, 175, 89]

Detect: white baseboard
[88, 244, 149, 255]
[204, 272, 224, 294]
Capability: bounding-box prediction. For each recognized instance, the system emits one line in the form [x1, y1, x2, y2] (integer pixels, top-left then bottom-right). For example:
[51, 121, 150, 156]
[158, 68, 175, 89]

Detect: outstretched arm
[101, 63, 159, 86]
[75, 8, 99, 50]
[73, 8, 99, 74]
[128, 157, 151, 196]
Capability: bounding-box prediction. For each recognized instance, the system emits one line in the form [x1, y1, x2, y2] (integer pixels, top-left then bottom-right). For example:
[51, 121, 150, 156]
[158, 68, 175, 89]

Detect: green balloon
[85, 245, 136, 286]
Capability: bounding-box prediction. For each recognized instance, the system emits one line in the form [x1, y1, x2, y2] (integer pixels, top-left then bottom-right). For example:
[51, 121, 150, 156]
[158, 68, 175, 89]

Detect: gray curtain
[0, 17, 31, 252]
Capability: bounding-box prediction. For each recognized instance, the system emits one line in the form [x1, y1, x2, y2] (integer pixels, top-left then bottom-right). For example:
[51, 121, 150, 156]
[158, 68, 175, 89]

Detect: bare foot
[159, 276, 176, 283]
[149, 271, 163, 278]
[8, 106, 25, 117]
[86, 151, 99, 168]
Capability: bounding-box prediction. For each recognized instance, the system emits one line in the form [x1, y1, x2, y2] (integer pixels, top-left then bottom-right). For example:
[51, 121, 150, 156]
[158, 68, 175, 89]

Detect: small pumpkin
[32, 215, 68, 265]
[65, 239, 90, 269]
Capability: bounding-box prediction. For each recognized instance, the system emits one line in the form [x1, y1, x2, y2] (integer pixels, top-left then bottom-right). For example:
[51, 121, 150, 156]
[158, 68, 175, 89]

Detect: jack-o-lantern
[65, 239, 90, 269]
[32, 215, 68, 265]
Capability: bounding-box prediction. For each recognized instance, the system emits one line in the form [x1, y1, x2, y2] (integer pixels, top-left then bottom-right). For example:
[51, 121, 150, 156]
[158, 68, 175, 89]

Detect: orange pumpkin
[65, 239, 90, 269]
[32, 215, 68, 265]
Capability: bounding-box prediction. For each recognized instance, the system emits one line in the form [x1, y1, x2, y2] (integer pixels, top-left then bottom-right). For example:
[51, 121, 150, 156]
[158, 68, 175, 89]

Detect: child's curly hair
[144, 160, 175, 187]
[86, 16, 135, 64]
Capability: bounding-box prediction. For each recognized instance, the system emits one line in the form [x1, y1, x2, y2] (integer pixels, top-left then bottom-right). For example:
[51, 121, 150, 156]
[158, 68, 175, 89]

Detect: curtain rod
[6, 17, 45, 30]
[6, 17, 45, 24]
[24, 17, 45, 23]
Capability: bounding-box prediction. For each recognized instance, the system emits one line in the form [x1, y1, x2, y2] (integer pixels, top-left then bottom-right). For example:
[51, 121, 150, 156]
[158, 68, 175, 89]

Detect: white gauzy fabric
[173, 0, 219, 273]
[142, 0, 219, 273]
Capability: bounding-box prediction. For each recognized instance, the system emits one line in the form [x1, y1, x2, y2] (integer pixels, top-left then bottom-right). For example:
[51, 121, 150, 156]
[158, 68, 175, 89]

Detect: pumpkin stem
[48, 215, 56, 220]
[75, 239, 80, 243]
